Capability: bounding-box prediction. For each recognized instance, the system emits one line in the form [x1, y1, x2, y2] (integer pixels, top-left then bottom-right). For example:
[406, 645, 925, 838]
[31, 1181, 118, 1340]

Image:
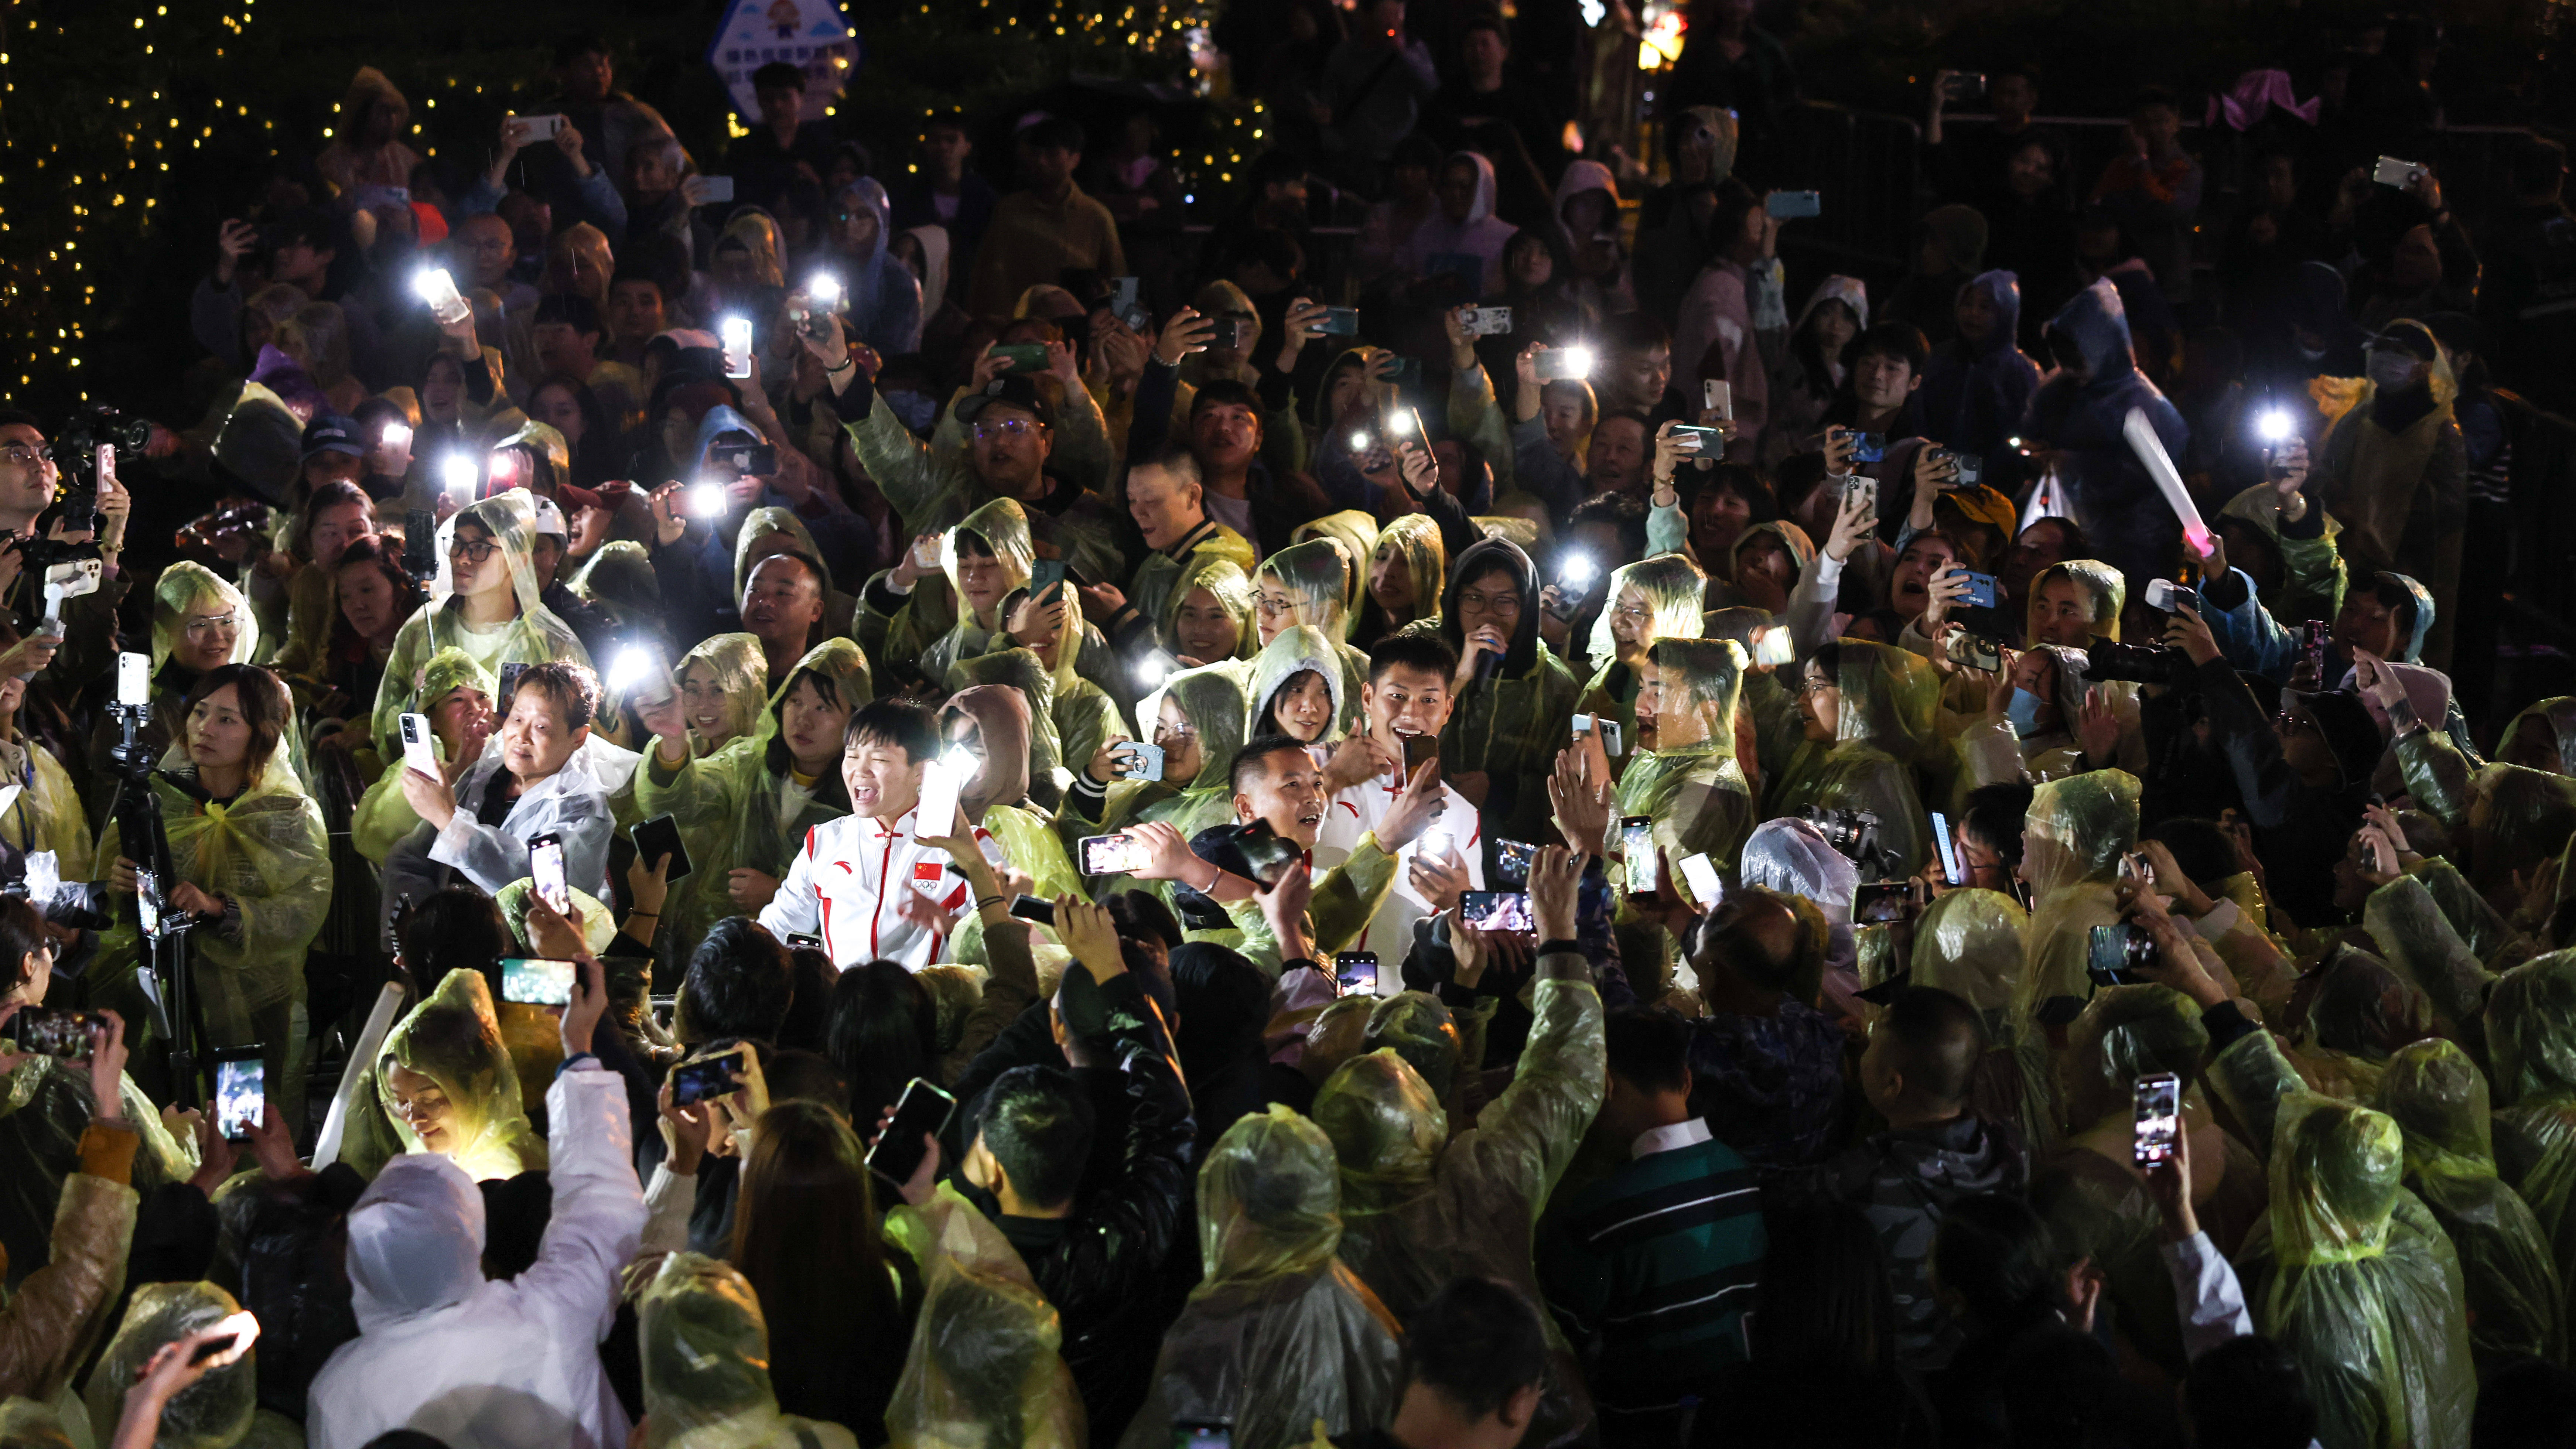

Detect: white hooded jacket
[306, 1063, 646, 1449]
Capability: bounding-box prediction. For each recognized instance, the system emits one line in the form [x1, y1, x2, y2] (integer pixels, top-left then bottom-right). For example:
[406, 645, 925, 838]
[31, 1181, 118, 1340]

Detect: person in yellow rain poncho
[673, 633, 769, 757]
[2473, 950, 2576, 1326]
[901, 498, 1125, 709]
[1290, 509, 1381, 630]
[95, 563, 265, 802]
[2012, 769, 2142, 1021]
[1257, 539, 1371, 733]
[633, 638, 871, 962]
[1121, 1107, 1400, 1449]
[949, 630, 1128, 816]
[939, 684, 1080, 903]
[1771, 638, 1940, 879]
[1244, 625, 1347, 750]
[80, 1281, 262, 1449]
[94, 663, 329, 1120]
[1578, 554, 1708, 775]
[635, 1253, 862, 1449]
[1073, 663, 1251, 889]
[363, 967, 545, 1182]
[1355, 513, 1445, 649]
[351, 649, 495, 865]
[1909, 888, 2042, 1145]
[2202, 991, 2475, 1449]
[2375, 1036, 2566, 1368]
[1308, 932, 1605, 1449]
[732, 506, 861, 643]
[368, 491, 592, 760]
[1163, 557, 1260, 677]
[882, 1189, 1086, 1449]
[1610, 638, 1756, 994]
[2392, 695, 2576, 903]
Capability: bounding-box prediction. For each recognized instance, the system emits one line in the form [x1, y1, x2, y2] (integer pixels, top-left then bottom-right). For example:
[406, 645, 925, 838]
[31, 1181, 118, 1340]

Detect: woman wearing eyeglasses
[367, 491, 593, 764]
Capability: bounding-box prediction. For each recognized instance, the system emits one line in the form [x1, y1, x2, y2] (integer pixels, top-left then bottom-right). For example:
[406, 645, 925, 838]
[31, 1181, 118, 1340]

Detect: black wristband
[1537, 937, 1582, 958]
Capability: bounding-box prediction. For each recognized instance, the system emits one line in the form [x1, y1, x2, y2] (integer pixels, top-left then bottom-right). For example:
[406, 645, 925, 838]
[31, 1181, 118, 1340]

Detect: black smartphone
[785, 932, 824, 950]
[10, 1007, 96, 1058]
[1334, 950, 1378, 995]
[630, 814, 696, 884]
[866, 1076, 958, 1186]
[1008, 894, 1057, 926]
[712, 442, 779, 476]
[1493, 838, 1536, 886]
[403, 507, 437, 580]
[1232, 820, 1304, 889]
[497, 662, 528, 710]
[1459, 890, 1533, 933]
[189, 1333, 240, 1366]
[671, 1051, 744, 1107]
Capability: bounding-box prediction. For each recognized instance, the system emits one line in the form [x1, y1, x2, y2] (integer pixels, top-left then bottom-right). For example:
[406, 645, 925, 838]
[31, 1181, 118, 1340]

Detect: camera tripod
[106, 694, 208, 1109]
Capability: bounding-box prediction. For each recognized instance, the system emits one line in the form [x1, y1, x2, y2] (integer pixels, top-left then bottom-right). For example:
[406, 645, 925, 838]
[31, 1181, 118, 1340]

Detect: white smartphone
[117, 651, 149, 707]
[399, 712, 440, 779]
[1079, 833, 1151, 874]
[412, 266, 472, 326]
[720, 317, 755, 379]
[1930, 811, 1963, 886]
[529, 832, 570, 913]
[1704, 379, 1733, 420]
[913, 758, 961, 838]
[1678, 852, 1724, 907]
[697, 175, 736, 205]
[506, 112, 566, 142]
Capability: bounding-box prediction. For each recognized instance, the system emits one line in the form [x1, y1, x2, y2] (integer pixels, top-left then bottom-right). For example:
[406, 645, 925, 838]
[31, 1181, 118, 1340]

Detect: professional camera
[2078, 638, 2187, 687]
[48, 405, 150, 526]
[1803, 806, 1903, 882]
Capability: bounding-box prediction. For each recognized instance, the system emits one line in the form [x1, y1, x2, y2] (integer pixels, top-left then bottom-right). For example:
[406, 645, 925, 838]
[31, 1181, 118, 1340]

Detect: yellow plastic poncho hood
[640, 1252, 861, 1449]
[1142, 662, 1251, 793]
[1585, 553, 1707, 668]
[1261, 538, 1358, 637]
[882, 1188, 1082, 1449]
[82, 1282, 256, 1449]
[1290, 510, 1382, 630]
[1245, 624, 1346, 739]
[375, 967, 545, 1181]
[150, 563, 261, 677]
[1909, 888, 2028, 1015]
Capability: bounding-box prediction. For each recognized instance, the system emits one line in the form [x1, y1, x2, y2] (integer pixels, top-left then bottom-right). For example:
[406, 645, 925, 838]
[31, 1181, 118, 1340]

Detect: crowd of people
[8, 5, 2576, 1449]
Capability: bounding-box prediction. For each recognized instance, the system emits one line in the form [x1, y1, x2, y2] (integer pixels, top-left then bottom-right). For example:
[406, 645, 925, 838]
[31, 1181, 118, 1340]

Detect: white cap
[530, 496, 570, 539]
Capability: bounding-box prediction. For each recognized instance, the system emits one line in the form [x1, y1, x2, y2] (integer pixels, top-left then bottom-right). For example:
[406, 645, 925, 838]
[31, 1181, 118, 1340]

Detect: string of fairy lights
[0, 0, 1245, 411]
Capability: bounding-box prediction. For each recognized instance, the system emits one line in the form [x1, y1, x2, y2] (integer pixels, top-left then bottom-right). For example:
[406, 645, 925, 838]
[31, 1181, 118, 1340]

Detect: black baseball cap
[300, 414, 365, 462]
[951, 375, 1056, 430]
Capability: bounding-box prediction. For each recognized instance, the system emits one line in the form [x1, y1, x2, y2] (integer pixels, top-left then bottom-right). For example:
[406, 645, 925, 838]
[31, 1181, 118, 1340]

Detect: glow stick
[2121, 407, 2212, 557]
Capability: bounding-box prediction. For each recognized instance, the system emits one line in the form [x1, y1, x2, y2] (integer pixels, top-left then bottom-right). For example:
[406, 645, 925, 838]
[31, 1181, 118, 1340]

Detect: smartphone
[404, 507, 437, 578]
[1841, 475, 1879, 519]
[720, 317, 755, 379]
[213, 1049, 264, 1141]
[1111, 740, 1166, 781]
[1458, 306, 1513, 336]
[1944, 71, 1987, 102]
[1704, 378, 1733, 420]
[630, 813, 696, 884]
[1460, 890, 1533, 933]
[1930, 811, 1962, 886]
[991, 342, 1051, 373]
[1534, 346, 1592, 381]
[1958, 571, 1998, 610]
[413, 266, 472, 325]
[913, 758, 962, 837]
[1849, 431, 1887, 465]
[2133, 1071, 2182, 1166]
[687, 482, 728, 519]
[1028, 558, 1070, 605]
[506, 112, 565, 141]
[784, 933, 824, 952]
[10, 1007, 95, 1058]
[1620, 815, 1655, 896]
[1766, 190, 1822, 219]
[670, 1050, 743, 1107]
[500, 957, 577, 1007]
[1173, 1423, 1233, 1449]
[711, 441, 778, 476]
[1108, 276, 1149, 331]
[1946, 630, 2003, 673]
[1232, 820, 1304, 889]
[1385, 356, 1422, 389]
[1335, 950, 1379, 996]
[696, 175, 736, 204]
[2088, 923, 2150, 987]
[2302, 620, 2331, 683]
[529, 832, 571, 914]
[1493, 838, 1537, 886]
[2372, 156, 2427, 189]
[1678, 852, 1724, 908]
[1319, 307, 1362, 335]
[1007, 894, 1057, 926]
[188, 1332, 241, 1367]
[1672, 423, 1728, 451]
[866, 1077, 959, 1185]
[1854, 881, 1912, 924]
[399, 712, 439, 779]
[117, 651, 149, 708]
[1079, 833, 1151, 874]
[2144, 578, 2200, 615]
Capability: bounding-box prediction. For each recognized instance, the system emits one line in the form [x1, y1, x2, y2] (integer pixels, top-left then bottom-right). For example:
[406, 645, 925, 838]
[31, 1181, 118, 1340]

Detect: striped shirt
[1537, 1122, 1766, 1424]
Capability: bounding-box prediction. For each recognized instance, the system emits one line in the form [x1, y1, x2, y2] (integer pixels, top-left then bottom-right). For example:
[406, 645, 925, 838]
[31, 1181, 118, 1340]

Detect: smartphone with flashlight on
[720, 318, 755, 380]
[529, 833, 571, 914]
[1534, 346, 1592, 382]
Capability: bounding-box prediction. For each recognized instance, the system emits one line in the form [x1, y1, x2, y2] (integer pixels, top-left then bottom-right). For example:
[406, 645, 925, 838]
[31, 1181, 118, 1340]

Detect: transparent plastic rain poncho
[2497, 696, 2576, 774]
[1367, 513, 1446, 635]
[2035, 985, 2213, 1375]
[1289, 510, 1381, 631]
[1739, 818, 1859, 941]
[1910, 886, 2047, 1145]
[882, 1188, 1083, 1449]
[81, 1281, 256, 1449]
[2013, 769, 2142, 1023]
[944, 680, 1081, 903]
[1245, 624, 1346, 742]
[1259, 541, 1371, 734]
[2242, 1092, 2476, 1449]
[0, 1398, 72, 1449]
[1616, 638, 1756, 874]
[2025, 559, 2127, 643]
[2294, 947, 2432, 1103]
[678, 632, 770, 755]
[1122, 1106, 1400, 1449]
[93, 739, 330, 1050]
[372, 966, 545, 1182]
[636, 638, 871, 960]
[352, 646, 495, 864]
[923, 498, 1036, 685]
[639, 1252, 861, 1449]
[731, 505, 843, 609]
[369, 490, 592, 758]
[2375, 1037, 2567, 1365]
[0, 731, 92, 882]
[942, 651, 1063, 800]
[2479, 950, 2576, 1299]
[151, 562, 262, 677]
[2395, 702, 2576, 898]
[570, 539, 662, 634]
[1107, 662, 1251, 850]
[1769, 639, 1938, 877]
[1579, 554, 1709, 767]
[1166, 556, 1260, 667]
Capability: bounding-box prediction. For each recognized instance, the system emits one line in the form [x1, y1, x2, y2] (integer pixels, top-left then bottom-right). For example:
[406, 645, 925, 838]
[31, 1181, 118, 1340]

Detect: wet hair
[974, 1063, 1094, 1209]
[1398, 1278, 1550, 1419]
[677, 917, 795, 1045]
[844, 697, 938, 759]
[1229, 733, 1314, 795]
[1603, 1005, 1692, 1094]
[1369, 632, 1459, 684]
[508, 659, 599, 732]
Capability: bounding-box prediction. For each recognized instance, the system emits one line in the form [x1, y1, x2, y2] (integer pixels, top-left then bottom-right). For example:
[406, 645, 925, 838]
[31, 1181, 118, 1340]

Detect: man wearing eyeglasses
[0, 409, 131, 708]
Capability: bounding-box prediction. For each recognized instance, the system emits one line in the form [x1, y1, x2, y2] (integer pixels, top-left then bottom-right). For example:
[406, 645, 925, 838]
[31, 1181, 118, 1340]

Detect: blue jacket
[831, 178, 923, 357]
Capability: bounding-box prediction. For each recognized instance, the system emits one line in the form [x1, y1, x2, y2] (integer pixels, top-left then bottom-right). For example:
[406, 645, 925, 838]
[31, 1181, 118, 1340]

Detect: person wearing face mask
[95, 663, 329, 1117]
[2299, 321, 2464, 667]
